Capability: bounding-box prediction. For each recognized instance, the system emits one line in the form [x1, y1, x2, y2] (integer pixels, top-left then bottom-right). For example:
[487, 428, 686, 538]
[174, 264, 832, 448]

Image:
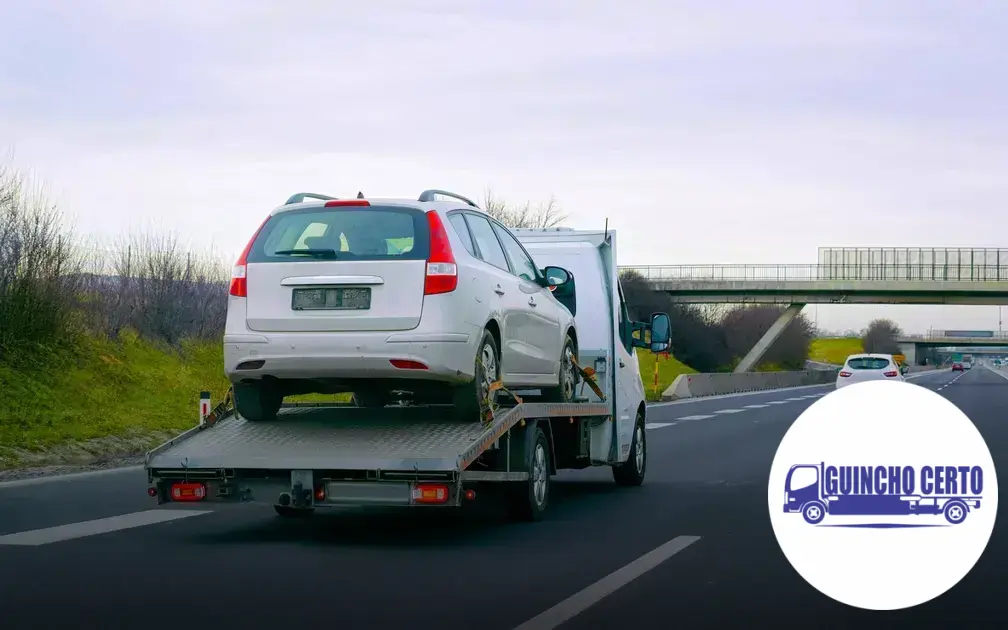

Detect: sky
[2, 0, 1007, 334]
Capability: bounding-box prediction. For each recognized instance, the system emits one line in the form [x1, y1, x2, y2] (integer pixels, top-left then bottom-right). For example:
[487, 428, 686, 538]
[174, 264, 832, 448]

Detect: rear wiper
[273, 248, 338, 259]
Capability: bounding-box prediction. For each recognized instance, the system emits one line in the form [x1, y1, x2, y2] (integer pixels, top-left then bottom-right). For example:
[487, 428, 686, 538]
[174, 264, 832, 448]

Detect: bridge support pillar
[896, 342, 918, 366]
[733, 303, 807, 373]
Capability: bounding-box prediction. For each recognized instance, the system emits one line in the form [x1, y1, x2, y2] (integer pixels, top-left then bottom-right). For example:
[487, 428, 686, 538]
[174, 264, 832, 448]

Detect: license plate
[291, 287, 371, 310]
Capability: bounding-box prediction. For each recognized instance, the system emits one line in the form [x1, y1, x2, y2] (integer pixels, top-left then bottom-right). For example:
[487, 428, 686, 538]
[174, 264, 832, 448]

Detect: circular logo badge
[768, 379, 998, 610]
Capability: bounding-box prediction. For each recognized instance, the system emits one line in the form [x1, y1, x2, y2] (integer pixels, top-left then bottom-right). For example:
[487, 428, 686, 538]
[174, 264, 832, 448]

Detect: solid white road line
[0, 509, 212, 546]
[646, 383, 832, 407]
[0, 465, 144, 489]
[513, 535, 702, 630]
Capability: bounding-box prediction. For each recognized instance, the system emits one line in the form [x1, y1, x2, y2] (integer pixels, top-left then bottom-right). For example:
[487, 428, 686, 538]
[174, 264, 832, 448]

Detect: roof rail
[285, 192, 337, 205]
[417, 189, 479, 208]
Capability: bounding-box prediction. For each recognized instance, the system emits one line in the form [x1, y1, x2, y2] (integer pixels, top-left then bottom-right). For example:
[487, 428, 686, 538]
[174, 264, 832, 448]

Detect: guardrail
[620, 264, 1008, 283]
[661, 365, 942, 401]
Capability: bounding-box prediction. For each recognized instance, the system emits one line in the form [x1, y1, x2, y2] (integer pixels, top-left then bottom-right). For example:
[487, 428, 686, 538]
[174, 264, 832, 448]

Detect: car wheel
[233, 381, 283, 422]
[353, 390, 391, 408]
[509, 425, 551, 521]
[542, 334, 578, 403]
[612, 411, 647, 487]
[452, 329, 500, 422]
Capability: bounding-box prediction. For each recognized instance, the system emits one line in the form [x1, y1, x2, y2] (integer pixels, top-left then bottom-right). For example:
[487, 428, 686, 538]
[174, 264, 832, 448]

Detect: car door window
[447, 213, 476, 256]
[464, 214, 510, 272]
[491, 222, 538, 283]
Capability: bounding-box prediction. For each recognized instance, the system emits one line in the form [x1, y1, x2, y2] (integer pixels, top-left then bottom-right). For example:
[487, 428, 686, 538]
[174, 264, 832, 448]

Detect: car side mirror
[649, 312, 671, 353]
[542, 266, 571, 288]
[900, 364, 909, 374]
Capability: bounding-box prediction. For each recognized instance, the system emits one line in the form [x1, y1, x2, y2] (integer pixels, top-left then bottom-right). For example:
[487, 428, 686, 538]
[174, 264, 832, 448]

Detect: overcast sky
[2, 0, 1007, 334]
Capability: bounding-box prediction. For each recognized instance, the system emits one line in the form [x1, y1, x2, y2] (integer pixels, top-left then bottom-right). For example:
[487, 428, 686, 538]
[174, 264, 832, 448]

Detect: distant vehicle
[836, 353, 905, 389]
[224, 190, 582, 422]
[952, 362, 964, 372]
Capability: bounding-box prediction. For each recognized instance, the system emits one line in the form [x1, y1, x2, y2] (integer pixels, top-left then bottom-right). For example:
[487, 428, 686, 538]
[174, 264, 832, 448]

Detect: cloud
[1, 0, 1007, 333]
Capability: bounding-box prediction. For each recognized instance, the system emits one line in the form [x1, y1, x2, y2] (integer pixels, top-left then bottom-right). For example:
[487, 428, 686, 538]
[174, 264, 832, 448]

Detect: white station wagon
[224, 190, 580, 422]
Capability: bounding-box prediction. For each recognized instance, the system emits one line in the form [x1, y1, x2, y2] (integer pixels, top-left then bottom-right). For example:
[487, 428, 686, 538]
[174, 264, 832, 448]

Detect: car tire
[612, 411, 647, 487]
[353, 390, 391, 408]
[233, 381, 283, 422]
[452, 329, 500, 422]
[509, 425, 551, 521]
[542, 333, 578, 403]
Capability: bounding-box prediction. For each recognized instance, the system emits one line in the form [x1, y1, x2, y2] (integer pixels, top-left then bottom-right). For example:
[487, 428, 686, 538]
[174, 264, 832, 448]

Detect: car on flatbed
[146, 209, 672, 522]
[225, 189, 581, 422]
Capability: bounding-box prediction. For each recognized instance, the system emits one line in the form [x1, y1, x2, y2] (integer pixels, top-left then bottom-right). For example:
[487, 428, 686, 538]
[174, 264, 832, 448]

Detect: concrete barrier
[662, 369, 838, 401]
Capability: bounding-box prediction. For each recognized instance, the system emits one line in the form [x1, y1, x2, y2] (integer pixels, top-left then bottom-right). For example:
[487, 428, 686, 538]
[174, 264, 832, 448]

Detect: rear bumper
[223, 330, 477, 383]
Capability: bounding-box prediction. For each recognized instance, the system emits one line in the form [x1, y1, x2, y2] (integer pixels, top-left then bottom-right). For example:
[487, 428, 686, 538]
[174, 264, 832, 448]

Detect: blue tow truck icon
[783, 462, 983, 526]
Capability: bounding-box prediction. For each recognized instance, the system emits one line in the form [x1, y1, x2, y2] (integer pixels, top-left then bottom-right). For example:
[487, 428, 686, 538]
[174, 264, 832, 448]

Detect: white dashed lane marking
[0, 509, 212, 546]
[744, 404, 769, 409]
[677, 414, 714, 421]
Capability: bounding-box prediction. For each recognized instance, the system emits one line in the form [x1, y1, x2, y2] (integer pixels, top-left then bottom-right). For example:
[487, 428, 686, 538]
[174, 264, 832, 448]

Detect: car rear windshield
[847, 357, 891, 370]
[246, 206, 430, 263]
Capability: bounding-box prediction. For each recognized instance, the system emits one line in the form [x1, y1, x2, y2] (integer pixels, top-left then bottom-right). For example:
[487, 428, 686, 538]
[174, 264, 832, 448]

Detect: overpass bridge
[618, 247, 1008, 372]
[896, 331, 1008, 364]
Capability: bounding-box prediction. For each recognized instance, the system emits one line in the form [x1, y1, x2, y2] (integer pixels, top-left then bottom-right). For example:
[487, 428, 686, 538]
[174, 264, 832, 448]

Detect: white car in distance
[835, 353, 906, 389]
[224, 189, 581, 422]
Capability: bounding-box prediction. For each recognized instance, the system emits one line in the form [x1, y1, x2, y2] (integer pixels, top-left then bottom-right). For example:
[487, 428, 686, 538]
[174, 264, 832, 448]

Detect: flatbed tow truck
[144, 227, 670, 521]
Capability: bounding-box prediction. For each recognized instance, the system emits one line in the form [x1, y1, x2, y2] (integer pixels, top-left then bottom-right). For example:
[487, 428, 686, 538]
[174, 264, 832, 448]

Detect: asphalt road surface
[0, 367, 1003, 629]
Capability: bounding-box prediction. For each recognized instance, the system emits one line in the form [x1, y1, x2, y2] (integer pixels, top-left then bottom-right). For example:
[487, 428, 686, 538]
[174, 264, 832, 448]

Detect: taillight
[424, 211, 458, 295]
[884, 370, 898, 377]
[839, 371, 852, 377]
[229, 215, 270, 298]
[412, 483, 449, 504]
[324, 199, 370, 207]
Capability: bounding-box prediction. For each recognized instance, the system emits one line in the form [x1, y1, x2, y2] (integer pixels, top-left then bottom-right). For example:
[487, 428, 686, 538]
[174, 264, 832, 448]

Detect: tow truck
[145, 226, 671, 521]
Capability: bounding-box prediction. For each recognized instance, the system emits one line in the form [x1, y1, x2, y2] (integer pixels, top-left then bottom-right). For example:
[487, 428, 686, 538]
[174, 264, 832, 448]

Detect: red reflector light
[324, 199, 370, 207]
[884, 370, 898, 377]
[315, 486, 326, 501]
[412, 484, 449, 504]
[147, 487, 158, 498]
[390, 359, 428, 370]
[424, 211, 458, 295]
[839, 371, 852, 377]
[463, 489, 476, 501]
[170, 482, 206, 502]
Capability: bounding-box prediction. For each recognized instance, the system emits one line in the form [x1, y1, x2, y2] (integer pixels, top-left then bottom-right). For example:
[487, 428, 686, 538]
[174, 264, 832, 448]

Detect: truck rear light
[424, 211, 457, 295]
[147, 486, 158, 498]
[171, 482, 206, 502]
[324, 199, 370, 207]
[412, 484, 449, 504]
[229, 215, 271, 298]
[884, 370, 898, 377]
[839, 371, 852, 377]
[315, 486, 326, 501]
[390, 359, 428, 370]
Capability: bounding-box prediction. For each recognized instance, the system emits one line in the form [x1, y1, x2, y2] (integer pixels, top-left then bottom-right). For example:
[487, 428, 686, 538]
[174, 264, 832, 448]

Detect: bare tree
[619, 269, 730, 372]
[482, 188, 568, 228]
[720, 305, 815, 370]
[861, 318, 903, 354]
[0, 163, 87, 361]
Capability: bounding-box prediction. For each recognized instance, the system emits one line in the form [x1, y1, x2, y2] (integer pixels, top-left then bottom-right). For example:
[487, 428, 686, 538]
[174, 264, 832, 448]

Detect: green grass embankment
[0, 333, 696, 469]
[808, 337, 864, 365]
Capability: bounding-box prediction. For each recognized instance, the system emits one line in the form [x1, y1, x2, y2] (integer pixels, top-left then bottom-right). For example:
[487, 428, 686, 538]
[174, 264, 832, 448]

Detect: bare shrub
[482, 188, 568, 228]
[861, 318, 903, 354]
[719, 305, 816, 370]
[85, 230, 229, 345]
[0, 165, 86, 360]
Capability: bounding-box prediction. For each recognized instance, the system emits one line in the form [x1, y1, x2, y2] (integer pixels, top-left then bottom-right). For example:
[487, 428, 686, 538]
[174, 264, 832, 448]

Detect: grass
[636, 350, 697, 401]
[808, 337, 864, 365]
[0, 332, 697, 469]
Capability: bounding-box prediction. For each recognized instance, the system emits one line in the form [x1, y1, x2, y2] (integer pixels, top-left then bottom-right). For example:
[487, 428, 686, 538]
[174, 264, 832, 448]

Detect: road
[0, 367, 1003, 629]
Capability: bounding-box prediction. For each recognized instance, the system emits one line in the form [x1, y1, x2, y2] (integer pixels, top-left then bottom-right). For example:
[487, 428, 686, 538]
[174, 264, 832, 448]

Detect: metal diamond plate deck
[147, 406, 488, 472]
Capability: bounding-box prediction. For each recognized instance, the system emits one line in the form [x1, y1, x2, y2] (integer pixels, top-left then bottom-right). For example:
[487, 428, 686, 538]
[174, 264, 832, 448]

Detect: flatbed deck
[146, 400, 611, 477]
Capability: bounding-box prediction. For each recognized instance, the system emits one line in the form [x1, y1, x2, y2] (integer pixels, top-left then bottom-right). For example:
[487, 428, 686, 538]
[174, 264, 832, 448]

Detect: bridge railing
[901, 332, 1008, 341]
[618, 264, 1008, 282]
